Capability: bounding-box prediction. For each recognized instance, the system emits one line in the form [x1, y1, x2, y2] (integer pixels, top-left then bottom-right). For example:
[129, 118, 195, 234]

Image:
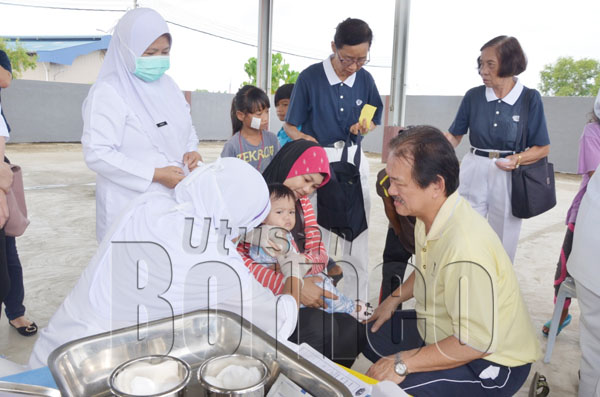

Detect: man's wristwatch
[394, 353, 408, 376]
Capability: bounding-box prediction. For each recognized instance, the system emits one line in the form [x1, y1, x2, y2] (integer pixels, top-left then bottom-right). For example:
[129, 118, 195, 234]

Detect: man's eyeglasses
[336, 51, 370, 67]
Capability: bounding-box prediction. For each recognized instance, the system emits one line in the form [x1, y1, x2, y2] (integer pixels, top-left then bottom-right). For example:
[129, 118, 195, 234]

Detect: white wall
[2, 79, 594, 174]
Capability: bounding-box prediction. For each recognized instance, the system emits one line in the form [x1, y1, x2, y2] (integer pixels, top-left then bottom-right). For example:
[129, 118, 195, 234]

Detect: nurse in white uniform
[82, 8, 201, 242]
[29, 158, 299, 368]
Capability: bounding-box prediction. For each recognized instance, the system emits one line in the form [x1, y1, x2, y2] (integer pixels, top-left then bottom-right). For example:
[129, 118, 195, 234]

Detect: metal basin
[48, 309, 352, 397]
[0, 381, 61, 396]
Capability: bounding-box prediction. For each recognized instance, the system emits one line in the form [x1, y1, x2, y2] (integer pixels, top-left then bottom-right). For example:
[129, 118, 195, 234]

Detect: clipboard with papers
[280, 341, 410, 397]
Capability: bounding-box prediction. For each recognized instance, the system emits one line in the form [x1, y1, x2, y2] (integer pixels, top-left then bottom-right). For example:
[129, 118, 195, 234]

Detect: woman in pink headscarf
[238, 139, 367, 368]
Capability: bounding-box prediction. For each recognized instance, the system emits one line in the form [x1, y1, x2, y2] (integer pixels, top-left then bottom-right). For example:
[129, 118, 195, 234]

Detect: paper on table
[359, 104, 377, 131]
[298, 343, 372, 397]
[266, 373, 314, 397]
[277, 341, 409, 396]
[337, 364, 378, 385]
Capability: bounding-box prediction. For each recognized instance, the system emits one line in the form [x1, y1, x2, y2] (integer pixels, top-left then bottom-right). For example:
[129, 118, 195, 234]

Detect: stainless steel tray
[48, 309, 353, 397]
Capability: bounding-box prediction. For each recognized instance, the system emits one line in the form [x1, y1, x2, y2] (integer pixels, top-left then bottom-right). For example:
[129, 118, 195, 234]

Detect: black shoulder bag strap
[517, 88, 533, 153]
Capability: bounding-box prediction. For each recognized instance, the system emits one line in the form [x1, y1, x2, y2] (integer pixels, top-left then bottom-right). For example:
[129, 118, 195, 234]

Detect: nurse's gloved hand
[276, 251, 307, 281]
[153, 166, 185, 188]
[242, 224, 283, 255]
[183, 151, 203, 171]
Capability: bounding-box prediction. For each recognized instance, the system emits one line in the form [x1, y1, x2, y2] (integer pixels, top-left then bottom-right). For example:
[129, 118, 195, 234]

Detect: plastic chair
[544, 276, 577, 363]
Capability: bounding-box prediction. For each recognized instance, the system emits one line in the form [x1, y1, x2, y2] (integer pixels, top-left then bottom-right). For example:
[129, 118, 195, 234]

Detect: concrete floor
[0, 142, 583, 396]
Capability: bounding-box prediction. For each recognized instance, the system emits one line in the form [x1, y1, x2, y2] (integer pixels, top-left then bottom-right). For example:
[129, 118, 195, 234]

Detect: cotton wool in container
[203, 364, 263, 389]
[115, 360, 182, 395]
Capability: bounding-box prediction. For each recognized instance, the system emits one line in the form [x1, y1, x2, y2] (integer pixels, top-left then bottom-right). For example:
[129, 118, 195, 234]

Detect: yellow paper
[359, 103, 377, 129]
[335, 363, 379, 385]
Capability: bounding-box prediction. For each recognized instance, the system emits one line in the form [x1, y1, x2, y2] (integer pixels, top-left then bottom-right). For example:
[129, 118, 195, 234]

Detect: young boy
[274, 84, 299, 148]
[249, 183, 373, 321]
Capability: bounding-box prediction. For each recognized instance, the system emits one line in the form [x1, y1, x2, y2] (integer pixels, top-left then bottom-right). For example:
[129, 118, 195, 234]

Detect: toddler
[250, 183, 372, 321]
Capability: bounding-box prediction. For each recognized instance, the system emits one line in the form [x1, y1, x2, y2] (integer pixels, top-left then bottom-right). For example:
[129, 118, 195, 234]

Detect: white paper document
[266, 373, 314, 397]
[297, 343, 372, 397]
[278, 340, 409, 397]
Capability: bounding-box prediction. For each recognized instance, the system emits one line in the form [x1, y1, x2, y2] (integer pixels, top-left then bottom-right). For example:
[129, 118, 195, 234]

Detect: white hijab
[89, 7, 192, 162]
[29, 159, 300, 368]
[174, 157, 271, 241]
[88, 157, 272, 320]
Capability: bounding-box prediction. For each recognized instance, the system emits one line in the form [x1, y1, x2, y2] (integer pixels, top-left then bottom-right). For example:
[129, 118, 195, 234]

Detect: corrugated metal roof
[1, 35, 111, 65]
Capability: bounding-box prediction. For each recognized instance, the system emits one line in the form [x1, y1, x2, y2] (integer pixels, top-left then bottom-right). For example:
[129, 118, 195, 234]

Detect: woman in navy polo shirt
[282, 18, 384, 302]
[445, 36, 550, 262]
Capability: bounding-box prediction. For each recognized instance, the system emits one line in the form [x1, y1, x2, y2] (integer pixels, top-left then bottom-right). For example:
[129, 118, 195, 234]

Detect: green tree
[0, 38, 37, 78]
[242, 53, 299, 93]
[539, 56, 600, 96]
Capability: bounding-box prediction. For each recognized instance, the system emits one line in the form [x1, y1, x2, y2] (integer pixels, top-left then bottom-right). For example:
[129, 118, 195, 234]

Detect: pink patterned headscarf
[286, 145, 331, 186]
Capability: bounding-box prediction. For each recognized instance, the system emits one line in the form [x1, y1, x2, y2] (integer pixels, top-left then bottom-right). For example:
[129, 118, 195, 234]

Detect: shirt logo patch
[356, 99, 363, 106]
[512, 115, 520, 122]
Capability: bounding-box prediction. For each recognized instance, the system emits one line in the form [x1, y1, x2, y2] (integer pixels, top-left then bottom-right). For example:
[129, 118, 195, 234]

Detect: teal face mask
[134, 55, 170, 82]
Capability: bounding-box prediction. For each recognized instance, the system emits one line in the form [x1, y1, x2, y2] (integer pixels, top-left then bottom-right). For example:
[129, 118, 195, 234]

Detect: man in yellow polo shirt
[364, 125, 540, 396]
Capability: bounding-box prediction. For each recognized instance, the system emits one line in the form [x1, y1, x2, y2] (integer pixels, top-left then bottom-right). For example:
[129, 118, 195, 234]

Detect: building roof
[1, 35, 111, 65]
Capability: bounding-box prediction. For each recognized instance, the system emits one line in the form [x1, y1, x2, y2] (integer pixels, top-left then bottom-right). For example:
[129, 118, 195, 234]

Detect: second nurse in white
[82, 8, 201, 242]
[29, 158, 298, 368]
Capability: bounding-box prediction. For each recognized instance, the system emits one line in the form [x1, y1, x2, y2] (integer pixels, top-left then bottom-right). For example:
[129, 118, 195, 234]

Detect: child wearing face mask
[246, 183, 373, 321]
[221, 85, 280, 172]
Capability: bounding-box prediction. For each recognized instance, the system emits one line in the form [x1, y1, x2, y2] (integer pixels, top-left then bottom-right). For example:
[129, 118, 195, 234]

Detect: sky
[0, 0, 599, 95]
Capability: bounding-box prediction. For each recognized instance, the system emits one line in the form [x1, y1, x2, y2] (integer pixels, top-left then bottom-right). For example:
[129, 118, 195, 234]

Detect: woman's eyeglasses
[336, 51, 370, 67]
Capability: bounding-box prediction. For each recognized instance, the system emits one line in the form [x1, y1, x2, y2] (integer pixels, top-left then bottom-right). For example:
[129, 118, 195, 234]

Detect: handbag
[317, 133, 368, 241]
[4, 164, 30, 237]
[511, 88, 556, 219]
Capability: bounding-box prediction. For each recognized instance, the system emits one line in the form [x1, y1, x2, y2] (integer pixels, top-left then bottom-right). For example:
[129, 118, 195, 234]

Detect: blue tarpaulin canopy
[1, 35, 111, 65]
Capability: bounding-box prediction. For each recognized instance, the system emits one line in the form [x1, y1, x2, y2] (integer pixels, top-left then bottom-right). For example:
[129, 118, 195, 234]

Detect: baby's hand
[243, 225, 282, 253]
[266, 227, 292, 256]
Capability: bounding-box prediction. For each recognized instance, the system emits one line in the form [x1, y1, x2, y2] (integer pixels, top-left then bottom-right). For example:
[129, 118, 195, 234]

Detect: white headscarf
[29, 158, 299, 368]
[174, 158, 271, 241]
[89, 7, 192, 162]
[96, 157, 271, 318]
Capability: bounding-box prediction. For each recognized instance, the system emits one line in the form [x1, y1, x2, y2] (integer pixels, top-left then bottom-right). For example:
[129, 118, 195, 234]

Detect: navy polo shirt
[285, 56, 383, 146]
[449, 83, 550, 152]
[0, 50, 11, 133]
